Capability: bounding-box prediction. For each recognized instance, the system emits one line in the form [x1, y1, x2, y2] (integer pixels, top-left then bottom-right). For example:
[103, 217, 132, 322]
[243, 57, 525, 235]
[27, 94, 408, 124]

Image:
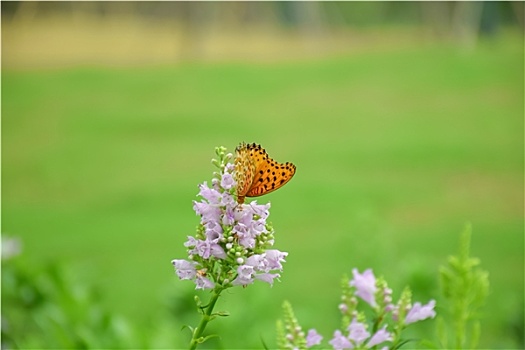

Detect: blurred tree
[1, 1, 522, 64]
[8, 1, 39, 24]
[509, 1, 524, 30]
[451, 2, 484, 51]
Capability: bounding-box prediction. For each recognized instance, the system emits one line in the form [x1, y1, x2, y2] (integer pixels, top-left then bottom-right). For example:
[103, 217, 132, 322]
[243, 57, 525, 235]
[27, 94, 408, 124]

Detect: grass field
[2, 36, 523, 348]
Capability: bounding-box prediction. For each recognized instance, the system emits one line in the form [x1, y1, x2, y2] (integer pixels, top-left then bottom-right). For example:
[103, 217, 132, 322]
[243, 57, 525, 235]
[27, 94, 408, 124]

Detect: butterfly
[234, 142, 296, 204]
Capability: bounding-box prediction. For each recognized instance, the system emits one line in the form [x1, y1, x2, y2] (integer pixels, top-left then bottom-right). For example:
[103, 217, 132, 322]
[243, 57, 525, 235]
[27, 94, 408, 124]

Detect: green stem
[372, 312, 383, 333]
[189, 286, 223, 350]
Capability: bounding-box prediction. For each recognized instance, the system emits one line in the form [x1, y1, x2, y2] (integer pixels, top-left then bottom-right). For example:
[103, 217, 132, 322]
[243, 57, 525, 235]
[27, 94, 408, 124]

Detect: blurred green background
[2, 2, 523, 349]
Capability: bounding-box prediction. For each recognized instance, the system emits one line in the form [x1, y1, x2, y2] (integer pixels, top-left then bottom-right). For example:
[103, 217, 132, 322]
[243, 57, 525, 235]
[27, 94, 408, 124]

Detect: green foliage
[277, 301, 307, 350]
[2, 259, 143, 349]
[276, 226, 494, 349]
[339, 274, 354, 330]
[391, 286, 413, 348]
[280, 270, 439, 349]
[437, 224, 490, 349]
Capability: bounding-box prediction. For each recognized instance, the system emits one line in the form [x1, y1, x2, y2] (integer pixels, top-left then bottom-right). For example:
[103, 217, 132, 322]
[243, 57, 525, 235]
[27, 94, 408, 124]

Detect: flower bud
[216, 146, 227, 156]
[338, 303, 348, 313]
[211, 159, 220, 168]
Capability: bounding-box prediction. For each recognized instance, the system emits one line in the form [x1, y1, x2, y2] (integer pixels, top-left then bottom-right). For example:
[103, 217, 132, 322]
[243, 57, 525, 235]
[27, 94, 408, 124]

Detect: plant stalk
[189, 286, 223, 350]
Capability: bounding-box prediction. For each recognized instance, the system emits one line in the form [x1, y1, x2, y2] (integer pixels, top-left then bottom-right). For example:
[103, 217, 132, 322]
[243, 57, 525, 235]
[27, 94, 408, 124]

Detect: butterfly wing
[244, 143, 296, 198]
[235, 143, 296, 203]
[234, 143, 257, 202]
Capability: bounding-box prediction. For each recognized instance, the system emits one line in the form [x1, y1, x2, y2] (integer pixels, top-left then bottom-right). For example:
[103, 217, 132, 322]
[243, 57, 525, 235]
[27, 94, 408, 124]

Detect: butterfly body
[234, 143, 296, 204]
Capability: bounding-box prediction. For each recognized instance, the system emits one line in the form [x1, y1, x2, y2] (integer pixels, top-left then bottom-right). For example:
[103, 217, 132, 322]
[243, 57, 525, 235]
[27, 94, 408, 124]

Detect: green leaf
[214, 311, 230, 317]
[181, 324, 194, 334]
[437, 224, 490, 349]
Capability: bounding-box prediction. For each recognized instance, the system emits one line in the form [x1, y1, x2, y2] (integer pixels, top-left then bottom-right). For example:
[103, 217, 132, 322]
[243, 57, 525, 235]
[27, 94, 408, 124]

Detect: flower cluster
[329, 320, 392, 350]
[278, 268, 436, 350]
[277, 301, 308, 349]
[172, 146, 288, 290]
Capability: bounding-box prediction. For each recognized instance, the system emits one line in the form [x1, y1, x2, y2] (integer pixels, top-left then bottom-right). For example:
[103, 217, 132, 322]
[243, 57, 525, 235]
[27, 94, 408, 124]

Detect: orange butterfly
[234, 143, 296, 204]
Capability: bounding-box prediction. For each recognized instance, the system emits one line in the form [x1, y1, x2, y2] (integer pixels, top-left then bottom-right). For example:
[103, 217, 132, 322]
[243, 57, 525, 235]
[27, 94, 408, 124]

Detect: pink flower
[232, 265, 255, 286]
[405, 300, 436, 324]
[366, 326, 392, 347]
[329, 330, 352, 350]
[347, 318, 370, 345]
[172, 259, 197, 280]
[350, 268, 377, 307]
[255, 272, 280, 285]
[306, 329, 323, 347]
[195, 275, 215, 290]
[220, 173, 235, 189]
[264, 250, 288, 270]
[197, 182, 221, 204]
